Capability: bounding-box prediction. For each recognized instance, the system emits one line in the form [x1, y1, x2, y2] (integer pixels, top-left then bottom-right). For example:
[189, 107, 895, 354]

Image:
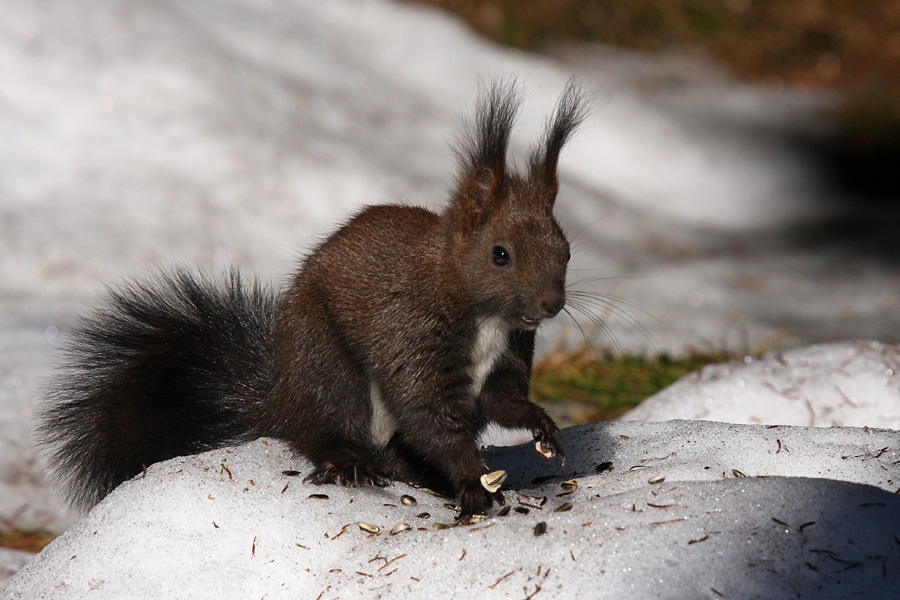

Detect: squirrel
[39, 80, 587, 521]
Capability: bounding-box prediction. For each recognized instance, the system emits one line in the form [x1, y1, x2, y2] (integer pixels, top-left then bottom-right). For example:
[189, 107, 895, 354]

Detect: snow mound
[0, 551, 32, 592]
[623, 340, 900, 428]
[4, 420, 898, 599]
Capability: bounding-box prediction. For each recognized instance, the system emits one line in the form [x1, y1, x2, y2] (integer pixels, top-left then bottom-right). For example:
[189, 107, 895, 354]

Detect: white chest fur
[369, 317, 509, 446]
[467, 316, 510, 398]
[369, 384, 396, 448]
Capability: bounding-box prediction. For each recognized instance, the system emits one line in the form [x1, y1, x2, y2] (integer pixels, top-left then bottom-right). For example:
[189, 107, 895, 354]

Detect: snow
[3, 420, 899, 599]
[2, 0, 900, 595]
[624, 341, 900, 429]
[0, 552, 31, 592]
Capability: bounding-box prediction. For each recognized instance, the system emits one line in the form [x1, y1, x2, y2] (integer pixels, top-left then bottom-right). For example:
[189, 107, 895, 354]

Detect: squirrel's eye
[491, 246, 511, 267]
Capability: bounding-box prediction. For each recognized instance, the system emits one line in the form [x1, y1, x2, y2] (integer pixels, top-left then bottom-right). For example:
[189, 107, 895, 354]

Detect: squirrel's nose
[539, 287, 565, 318]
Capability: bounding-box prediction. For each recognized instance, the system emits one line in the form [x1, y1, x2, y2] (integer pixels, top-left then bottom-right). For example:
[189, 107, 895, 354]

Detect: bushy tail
[39, 268, 279, 511]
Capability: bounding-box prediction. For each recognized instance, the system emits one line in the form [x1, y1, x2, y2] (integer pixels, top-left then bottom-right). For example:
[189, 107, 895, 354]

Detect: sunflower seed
[401, 495, 418, 506]
[514, 506, 530, 515]
[390, 523, 411, 535]
[648, 475, 666, 485]
[560, 480, 577, 492]
[480, 470, 508, 493]
[416, 512, 431, 519]
[535, 440, 555, 459]
[496, 505, 511, 517]
[533, 522, 548, 536]
[357, 522, 380, 534]
[554, 502, 574, 513]
[432, 522, 456, 530]
[307, 493, 329, 500]
[732, 469, 747, 478]
[282, 470, 302, 477]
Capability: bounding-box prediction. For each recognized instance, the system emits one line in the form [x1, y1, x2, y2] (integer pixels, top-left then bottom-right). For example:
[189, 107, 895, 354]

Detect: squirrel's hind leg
[376, 436, 454, 496]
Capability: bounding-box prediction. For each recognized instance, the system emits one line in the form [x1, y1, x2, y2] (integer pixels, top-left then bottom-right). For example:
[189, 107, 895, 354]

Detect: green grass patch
[531, 346, 735, 424]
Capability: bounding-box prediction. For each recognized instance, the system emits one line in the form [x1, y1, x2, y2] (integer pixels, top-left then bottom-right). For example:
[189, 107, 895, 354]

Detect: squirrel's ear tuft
[528, 79, 588, 204]
[451, 80, 521, 230]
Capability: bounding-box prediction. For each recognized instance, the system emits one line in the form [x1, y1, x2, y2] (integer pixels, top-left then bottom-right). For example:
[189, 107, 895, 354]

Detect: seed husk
[401, 495, 418, 506]
[480, 470, 508, 493]
[535, 440, 555, 459]
[514, 506, 530, 515]
[555, 502, 574, 512]
[560, 480, 577, 492]
[443, 503, 461, 511]
[648, 475, 666, 485]
[496, 505, 511, 517]
[533, 521, 548, 536]
[357, 522, 380, 534]
[282, 470, 302, 477]
[595, 461, 613, 473]
[390, 523, 411, 535]
[432, 522, 456, 530]
[307, 493, 329, 500]
[416, 512, 431, 519]
[732, 469, 747, 478]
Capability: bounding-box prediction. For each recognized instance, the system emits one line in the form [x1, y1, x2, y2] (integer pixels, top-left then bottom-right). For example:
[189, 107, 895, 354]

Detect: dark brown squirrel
[40, 80, 587, 520]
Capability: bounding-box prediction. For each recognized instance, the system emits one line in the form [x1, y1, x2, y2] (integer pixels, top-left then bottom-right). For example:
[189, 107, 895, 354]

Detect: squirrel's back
[39, 269, 278, 510]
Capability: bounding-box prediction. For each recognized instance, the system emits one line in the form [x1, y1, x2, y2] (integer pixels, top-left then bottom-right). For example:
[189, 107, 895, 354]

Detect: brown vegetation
[411, 0, 900, 146]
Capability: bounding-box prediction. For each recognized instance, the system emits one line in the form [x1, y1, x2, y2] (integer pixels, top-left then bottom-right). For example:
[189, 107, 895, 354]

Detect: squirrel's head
[443, 80, 587, 330]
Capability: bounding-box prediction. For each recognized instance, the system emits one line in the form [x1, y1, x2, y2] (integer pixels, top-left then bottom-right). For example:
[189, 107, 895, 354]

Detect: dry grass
[0, 526, 55, 553]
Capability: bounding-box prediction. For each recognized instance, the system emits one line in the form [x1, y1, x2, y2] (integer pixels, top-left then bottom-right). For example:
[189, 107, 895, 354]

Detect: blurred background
[416, 0, 900, 202]
[1, 0, 898, 554]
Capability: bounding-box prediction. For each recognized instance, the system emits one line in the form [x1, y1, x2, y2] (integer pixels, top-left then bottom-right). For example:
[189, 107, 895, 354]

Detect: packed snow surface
[4, 421, 899, 599]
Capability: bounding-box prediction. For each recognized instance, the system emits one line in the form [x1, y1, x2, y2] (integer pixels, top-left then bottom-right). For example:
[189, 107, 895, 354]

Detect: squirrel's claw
[304, 461, 390, 488]
[457, 483, 505, 523]
[532, 415, 565, 464]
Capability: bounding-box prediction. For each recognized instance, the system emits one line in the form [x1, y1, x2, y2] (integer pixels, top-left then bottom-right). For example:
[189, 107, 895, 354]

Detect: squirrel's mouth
[520, 316, 542, 329]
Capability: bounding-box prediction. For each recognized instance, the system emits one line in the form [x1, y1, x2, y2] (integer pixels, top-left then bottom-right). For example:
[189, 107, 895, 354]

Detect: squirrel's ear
[454, 164, 504, 231]
[450, 80, 520, 230]
[528, 79, 588, 206]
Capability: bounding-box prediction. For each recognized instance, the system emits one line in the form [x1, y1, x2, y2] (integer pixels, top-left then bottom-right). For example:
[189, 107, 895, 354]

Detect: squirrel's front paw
[532, 413, 565, 463]
[457, 482, 505, 523]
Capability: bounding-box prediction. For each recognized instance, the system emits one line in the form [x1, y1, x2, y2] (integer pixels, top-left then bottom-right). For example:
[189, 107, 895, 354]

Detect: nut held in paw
[535, 440, 556, 459]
